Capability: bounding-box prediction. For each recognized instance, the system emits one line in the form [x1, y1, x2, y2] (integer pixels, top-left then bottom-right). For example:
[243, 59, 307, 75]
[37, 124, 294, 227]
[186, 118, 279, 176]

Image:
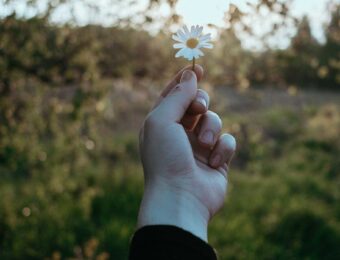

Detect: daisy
[172, 25, 213, 68]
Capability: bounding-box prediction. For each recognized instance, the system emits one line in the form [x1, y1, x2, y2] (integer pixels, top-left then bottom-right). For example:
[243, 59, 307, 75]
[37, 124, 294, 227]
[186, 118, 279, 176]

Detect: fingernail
[181, 70, 193, 82]
[196, 97, 207, 108]
[200, 130, 214, 145]
[211, 154, 221, 167]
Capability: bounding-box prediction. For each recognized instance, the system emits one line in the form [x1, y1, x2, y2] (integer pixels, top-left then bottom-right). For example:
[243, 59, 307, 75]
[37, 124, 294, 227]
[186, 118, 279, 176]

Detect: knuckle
[143, 110, 168, 132]
[197, 89, 209, 100]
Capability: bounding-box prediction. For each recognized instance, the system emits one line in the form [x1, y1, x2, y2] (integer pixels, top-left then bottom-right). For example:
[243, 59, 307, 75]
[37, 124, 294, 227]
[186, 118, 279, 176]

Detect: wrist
[137, 179, 210, 242]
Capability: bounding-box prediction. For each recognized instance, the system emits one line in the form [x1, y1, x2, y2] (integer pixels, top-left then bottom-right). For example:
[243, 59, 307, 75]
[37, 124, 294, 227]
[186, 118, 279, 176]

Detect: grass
[0, 83, 339, 259]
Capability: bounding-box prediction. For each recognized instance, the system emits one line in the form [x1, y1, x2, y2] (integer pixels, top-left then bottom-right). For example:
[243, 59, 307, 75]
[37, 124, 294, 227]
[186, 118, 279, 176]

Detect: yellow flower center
[186, 38, 199, 49]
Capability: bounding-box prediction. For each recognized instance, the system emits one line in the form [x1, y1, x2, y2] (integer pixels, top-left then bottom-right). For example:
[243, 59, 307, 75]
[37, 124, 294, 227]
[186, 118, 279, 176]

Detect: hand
[138, 65, 236, 241]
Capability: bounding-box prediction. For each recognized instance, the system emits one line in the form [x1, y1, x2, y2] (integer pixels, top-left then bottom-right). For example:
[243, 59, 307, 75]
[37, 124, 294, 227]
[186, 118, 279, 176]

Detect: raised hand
[138, 65, 236, 241]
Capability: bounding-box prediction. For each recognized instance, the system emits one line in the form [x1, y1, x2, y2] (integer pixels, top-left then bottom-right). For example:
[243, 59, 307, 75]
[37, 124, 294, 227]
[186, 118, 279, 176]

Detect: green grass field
[0, 84, 339, 259]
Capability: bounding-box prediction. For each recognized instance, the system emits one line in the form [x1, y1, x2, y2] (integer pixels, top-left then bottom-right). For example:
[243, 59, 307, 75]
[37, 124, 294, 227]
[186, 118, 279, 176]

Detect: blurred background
[0, 0, 339, 259]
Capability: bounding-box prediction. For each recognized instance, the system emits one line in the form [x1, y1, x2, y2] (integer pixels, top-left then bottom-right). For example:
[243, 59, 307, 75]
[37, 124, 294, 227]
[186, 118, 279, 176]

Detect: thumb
[154, 70, 197, 123]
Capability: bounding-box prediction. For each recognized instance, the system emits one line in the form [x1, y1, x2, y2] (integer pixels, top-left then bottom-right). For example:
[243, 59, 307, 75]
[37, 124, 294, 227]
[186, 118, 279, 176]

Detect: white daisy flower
[172, 25, 213, 61]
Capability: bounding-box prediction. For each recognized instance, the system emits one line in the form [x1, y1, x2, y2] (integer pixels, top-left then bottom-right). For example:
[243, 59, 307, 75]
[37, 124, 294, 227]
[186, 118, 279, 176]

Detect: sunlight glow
[175, 0, 230, 27]
[174, 0, 334, 49]
[0, 0, 337, 50]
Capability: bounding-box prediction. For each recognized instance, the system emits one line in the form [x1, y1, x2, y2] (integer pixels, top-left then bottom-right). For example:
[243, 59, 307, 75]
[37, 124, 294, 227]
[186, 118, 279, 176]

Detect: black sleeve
[129, 225, 217, 260]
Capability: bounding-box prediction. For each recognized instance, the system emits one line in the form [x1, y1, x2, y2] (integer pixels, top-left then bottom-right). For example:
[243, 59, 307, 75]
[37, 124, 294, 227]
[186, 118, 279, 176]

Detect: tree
[205, 27, 250, 88]
[281, 16, 320, 87]
[318, 4, 340, 88]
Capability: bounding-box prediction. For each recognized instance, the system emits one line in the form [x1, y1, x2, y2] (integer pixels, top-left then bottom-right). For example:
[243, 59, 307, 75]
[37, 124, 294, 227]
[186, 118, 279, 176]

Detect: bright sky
[175, 0, 330, 32]
[0, 0, 338, 50]
[173, 0, 336, 49]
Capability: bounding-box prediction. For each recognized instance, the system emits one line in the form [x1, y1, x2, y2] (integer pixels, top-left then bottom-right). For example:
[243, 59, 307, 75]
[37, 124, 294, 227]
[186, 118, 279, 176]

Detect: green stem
[192, 57, 195, 71]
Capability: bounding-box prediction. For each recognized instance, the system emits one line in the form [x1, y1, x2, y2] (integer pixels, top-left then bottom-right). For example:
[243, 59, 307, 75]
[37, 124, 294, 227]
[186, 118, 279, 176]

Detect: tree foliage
[0, 1, 340, 259]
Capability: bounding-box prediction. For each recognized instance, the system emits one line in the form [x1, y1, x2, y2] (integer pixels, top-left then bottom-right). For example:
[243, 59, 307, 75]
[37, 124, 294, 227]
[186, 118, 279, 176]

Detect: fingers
[181, 89, 209, 130]
[209, 134, 236, 169]
[153, 65, 204, 109]
[152, 70, 197, 123]
[187, 89, 209, 115]
[195, 111, 222, 148]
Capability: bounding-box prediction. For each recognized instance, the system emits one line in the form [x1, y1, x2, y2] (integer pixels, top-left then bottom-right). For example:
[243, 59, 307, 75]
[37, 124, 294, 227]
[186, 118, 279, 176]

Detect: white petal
[183, 50, 191, 60]
[172, 34, 185, 43]
[199, 34, 211, 42]
[175, 48, 187, 58]
[196, 26, 203, 37]
[186, 55, 193, 61]
[177, 29, 187, 41]
[191, 25, 199, 37]
[180, 34, 188, 41]
[185, 49, 193, 59]
[186, 49, 195, 60]
[201, 43, 213, 49]
[190, 25, 196, 37]
[193, 48, 204, 58]
[200, 39, 212, 44]
[173, 43, 185, 49]
[192, 49, 199, 59]
[183, 25, 190, 36]
[196, 48, 204, 56]
[177, 48, 193, 59]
